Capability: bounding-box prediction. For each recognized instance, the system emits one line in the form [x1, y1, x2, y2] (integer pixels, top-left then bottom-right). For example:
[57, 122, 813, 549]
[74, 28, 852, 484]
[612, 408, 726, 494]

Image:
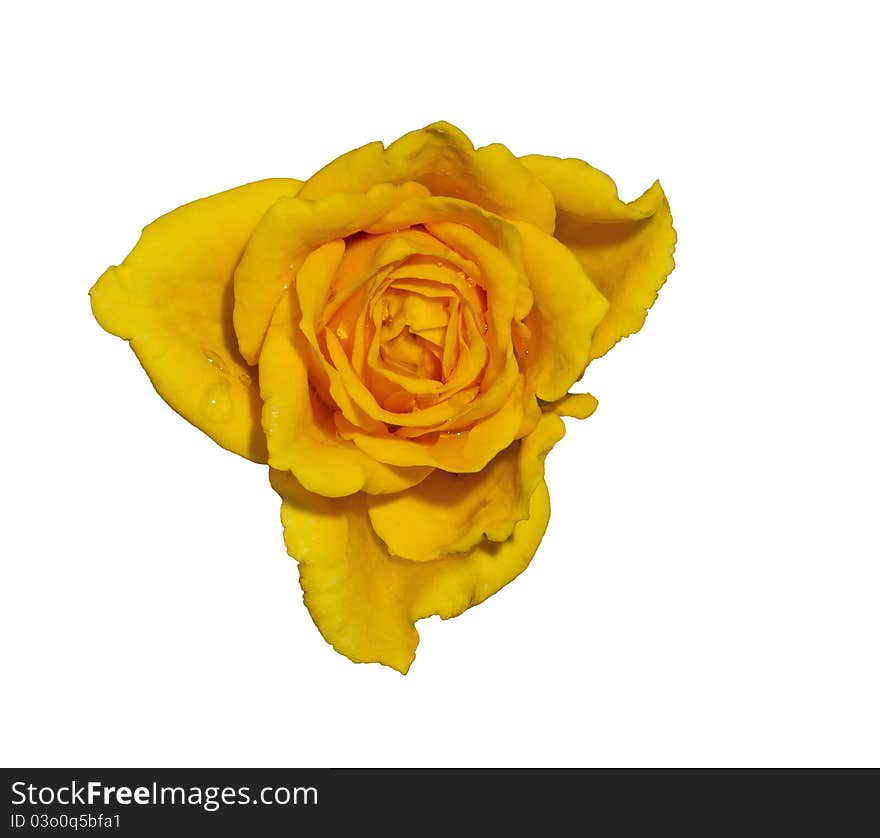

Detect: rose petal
[513, 221, 610, 400]
[542, 392, 599, 420]
[520, 154, 676, 359]
[366, 413, 565, 562]
[90, 178, 301, 462]
[298, 121, 556, 234]
[270, 468, 552, 673]
[335, 375, 539, 473]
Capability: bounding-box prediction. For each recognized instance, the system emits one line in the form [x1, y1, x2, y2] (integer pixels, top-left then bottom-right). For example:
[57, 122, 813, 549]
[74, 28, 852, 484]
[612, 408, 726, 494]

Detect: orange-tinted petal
[335, 375, 539, 472]
[260, 287, 432, 496]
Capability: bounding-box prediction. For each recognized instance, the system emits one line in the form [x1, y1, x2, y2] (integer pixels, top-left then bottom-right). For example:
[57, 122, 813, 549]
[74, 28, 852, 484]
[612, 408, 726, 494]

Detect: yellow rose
[90, 122, 675, 672]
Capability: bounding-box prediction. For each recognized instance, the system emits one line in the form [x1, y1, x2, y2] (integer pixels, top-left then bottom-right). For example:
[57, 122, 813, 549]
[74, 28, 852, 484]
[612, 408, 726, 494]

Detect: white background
[2, 1, 877, 767]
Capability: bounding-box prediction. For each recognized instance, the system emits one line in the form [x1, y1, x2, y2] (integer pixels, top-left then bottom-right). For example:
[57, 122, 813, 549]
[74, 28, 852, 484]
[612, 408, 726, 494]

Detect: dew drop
[203, 381, 232, 422]
[202, 349, 229, 375]
[336, 325, 350, 340]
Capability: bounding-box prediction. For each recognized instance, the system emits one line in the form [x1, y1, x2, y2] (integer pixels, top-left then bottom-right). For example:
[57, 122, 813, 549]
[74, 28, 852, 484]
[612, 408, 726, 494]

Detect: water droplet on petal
[203, 381, 232, 422]
[202, 349, 229, 375]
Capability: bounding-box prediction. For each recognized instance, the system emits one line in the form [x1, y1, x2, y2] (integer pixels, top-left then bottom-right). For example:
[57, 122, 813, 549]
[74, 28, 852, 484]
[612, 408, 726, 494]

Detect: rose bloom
[91, 123, 675, 672]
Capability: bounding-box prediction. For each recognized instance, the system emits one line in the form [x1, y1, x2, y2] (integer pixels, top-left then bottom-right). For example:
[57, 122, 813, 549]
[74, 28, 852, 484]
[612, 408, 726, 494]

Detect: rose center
[315, 232, 493, 422]
[377, 289, 449, 380]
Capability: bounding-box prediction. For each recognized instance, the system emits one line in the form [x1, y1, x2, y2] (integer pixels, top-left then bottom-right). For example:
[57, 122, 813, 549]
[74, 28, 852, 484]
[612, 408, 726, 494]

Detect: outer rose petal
[520, 155, 676, 360]
[90, 178, 302, 462]
[513, 220, 610, 401]
[542, 392, 599, 420]
[298, 121, 557, 235]
[366, 413, 566, 562]
[270, 469, 552, 673]
[260, 286, 432, 497]
[233, 181, 430, 364]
